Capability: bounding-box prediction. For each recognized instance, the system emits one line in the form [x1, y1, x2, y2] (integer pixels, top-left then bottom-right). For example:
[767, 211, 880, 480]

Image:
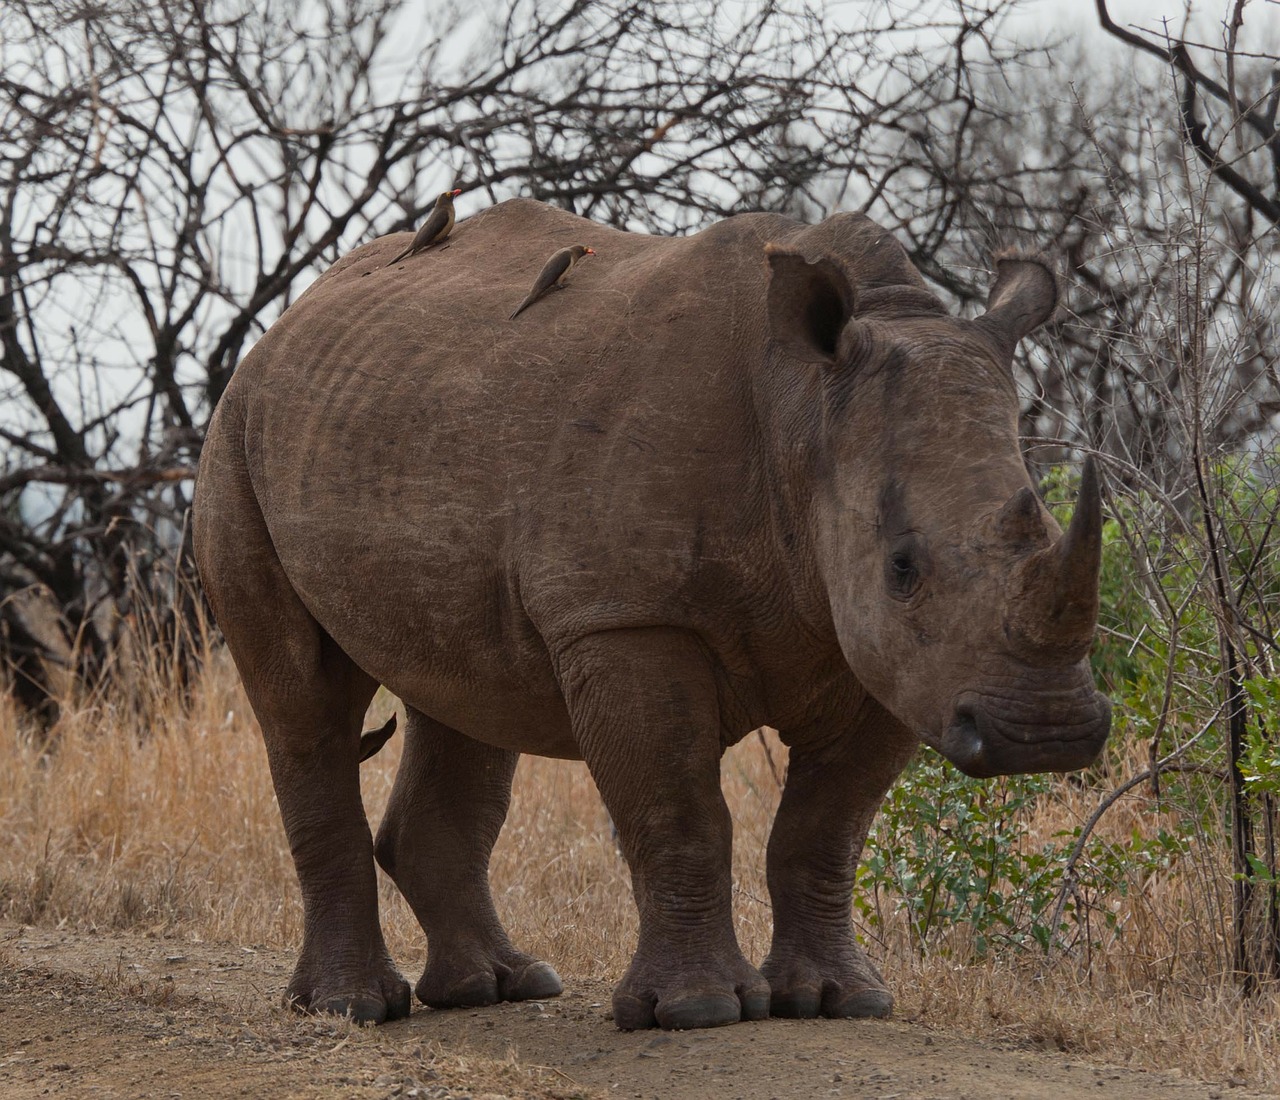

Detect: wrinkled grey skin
[193, 199, 1111, 1030]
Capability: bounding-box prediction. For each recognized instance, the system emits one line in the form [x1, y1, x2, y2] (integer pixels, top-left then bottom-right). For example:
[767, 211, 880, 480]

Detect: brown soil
[1, 924, 1269, 1100]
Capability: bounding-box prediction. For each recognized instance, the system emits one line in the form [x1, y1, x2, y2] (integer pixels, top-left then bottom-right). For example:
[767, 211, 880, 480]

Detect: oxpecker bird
[385, 188, 462, 266]
[509, 244, 596, 320]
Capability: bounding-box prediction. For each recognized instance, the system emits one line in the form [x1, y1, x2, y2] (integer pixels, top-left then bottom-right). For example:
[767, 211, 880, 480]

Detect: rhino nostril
[947, 705, 983, 759]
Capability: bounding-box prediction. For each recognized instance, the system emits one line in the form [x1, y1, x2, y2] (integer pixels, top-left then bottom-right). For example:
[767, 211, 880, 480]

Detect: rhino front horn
[1007, 456, 1103, 658]
[1056, 455, 1103, 617]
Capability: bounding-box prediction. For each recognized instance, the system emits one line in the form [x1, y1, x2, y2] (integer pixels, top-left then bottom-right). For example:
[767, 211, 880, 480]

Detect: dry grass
[1, 647, 1278, 1089]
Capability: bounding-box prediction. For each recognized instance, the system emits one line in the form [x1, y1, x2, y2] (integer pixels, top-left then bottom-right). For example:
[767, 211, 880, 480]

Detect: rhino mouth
[936, 685, 1111, 779]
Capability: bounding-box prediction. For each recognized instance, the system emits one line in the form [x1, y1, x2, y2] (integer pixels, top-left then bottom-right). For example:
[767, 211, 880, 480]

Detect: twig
[0, 465, 197, 494]
[1045, 716, 1224, 960]
[755, 728, 784, 790]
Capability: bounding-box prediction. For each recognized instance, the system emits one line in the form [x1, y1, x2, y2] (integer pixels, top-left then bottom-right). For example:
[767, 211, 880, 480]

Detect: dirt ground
[0, 923, 1270, 1100]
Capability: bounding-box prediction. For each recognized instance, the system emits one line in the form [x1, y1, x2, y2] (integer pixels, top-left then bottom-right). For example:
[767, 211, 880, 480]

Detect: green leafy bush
[854, 752, 1059, 955]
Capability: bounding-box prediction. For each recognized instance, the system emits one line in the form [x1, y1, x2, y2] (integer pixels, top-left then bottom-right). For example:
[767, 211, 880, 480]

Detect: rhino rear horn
[975, 250, 1059, 354]
[994, 486, 1048, 547]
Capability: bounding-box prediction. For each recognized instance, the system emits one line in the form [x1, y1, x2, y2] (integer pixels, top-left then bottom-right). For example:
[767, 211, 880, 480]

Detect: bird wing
[385, 203, 452, 267]
[410, 204, 450, 252]
[509, 249, 574, 320]
[530, 249, 574, 294]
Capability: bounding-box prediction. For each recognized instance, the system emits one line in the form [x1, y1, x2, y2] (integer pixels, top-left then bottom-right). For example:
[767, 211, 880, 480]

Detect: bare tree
[854, 22, 1279, 489]
[0, 0, 1031, 711]
[937, 6, 1280, 993]
[1096, 0, 1279, 225]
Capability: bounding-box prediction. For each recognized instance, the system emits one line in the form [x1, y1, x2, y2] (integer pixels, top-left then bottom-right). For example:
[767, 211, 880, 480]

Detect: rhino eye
[886, 550, 921, 599]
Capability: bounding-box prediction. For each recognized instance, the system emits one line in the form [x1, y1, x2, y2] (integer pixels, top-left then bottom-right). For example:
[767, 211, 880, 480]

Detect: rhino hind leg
[761, 696, 917, 1020]
[194, 440, 409, 1024]
[373, 708, 562, 1009]
[559, 628, 771, 1031]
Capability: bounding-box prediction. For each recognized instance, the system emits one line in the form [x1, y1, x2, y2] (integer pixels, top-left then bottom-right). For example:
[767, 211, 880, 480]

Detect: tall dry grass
[1, 638, 1277, 1088]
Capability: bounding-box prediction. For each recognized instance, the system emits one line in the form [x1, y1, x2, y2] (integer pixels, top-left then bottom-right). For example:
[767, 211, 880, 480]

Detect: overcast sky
[1017, 0, 1253, 39]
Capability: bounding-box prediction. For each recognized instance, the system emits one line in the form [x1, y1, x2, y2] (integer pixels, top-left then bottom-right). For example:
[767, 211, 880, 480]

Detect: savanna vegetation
[2, 0, 1278, 1090]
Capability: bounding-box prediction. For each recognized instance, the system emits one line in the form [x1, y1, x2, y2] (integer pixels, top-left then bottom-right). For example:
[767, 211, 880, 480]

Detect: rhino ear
[765, 244, 856, 365]
[975, 250, 1059, 354]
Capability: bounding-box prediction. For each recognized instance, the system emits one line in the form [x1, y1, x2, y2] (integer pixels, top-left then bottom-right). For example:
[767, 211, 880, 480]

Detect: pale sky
[1018, 0, 1262, 39]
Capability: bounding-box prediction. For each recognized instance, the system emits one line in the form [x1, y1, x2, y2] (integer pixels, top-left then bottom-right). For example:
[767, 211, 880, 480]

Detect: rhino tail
[358, 713, 398, 762]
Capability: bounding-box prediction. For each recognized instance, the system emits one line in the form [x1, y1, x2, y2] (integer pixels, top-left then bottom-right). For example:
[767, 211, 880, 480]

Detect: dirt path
[0, 924, 1268, 1100]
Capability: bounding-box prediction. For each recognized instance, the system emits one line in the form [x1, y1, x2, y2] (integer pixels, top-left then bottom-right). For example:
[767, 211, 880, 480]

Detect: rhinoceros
[193, 198, 1111, 1030]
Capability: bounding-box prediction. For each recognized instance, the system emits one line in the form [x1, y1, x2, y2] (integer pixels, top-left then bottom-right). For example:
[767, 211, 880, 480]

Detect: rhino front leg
[559, 628, 770, 1031]
[763, 695, 916, 1019]
[373, 708, 562, 1008]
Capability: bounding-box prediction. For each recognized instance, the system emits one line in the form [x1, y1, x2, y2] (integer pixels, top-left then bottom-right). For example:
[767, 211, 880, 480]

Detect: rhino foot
[611, 957, 771, 1030]
[760, 948, 893, 1019]
[286, 955, 412, 1024]
[416, 950, 562, 1010]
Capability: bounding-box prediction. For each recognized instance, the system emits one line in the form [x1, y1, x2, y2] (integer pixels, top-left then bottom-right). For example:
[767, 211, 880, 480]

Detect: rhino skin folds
[194, 200, 1110, 1029]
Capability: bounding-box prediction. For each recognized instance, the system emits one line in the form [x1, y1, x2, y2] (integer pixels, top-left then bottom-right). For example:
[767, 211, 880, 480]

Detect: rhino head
[766, 245, 1110, 777]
